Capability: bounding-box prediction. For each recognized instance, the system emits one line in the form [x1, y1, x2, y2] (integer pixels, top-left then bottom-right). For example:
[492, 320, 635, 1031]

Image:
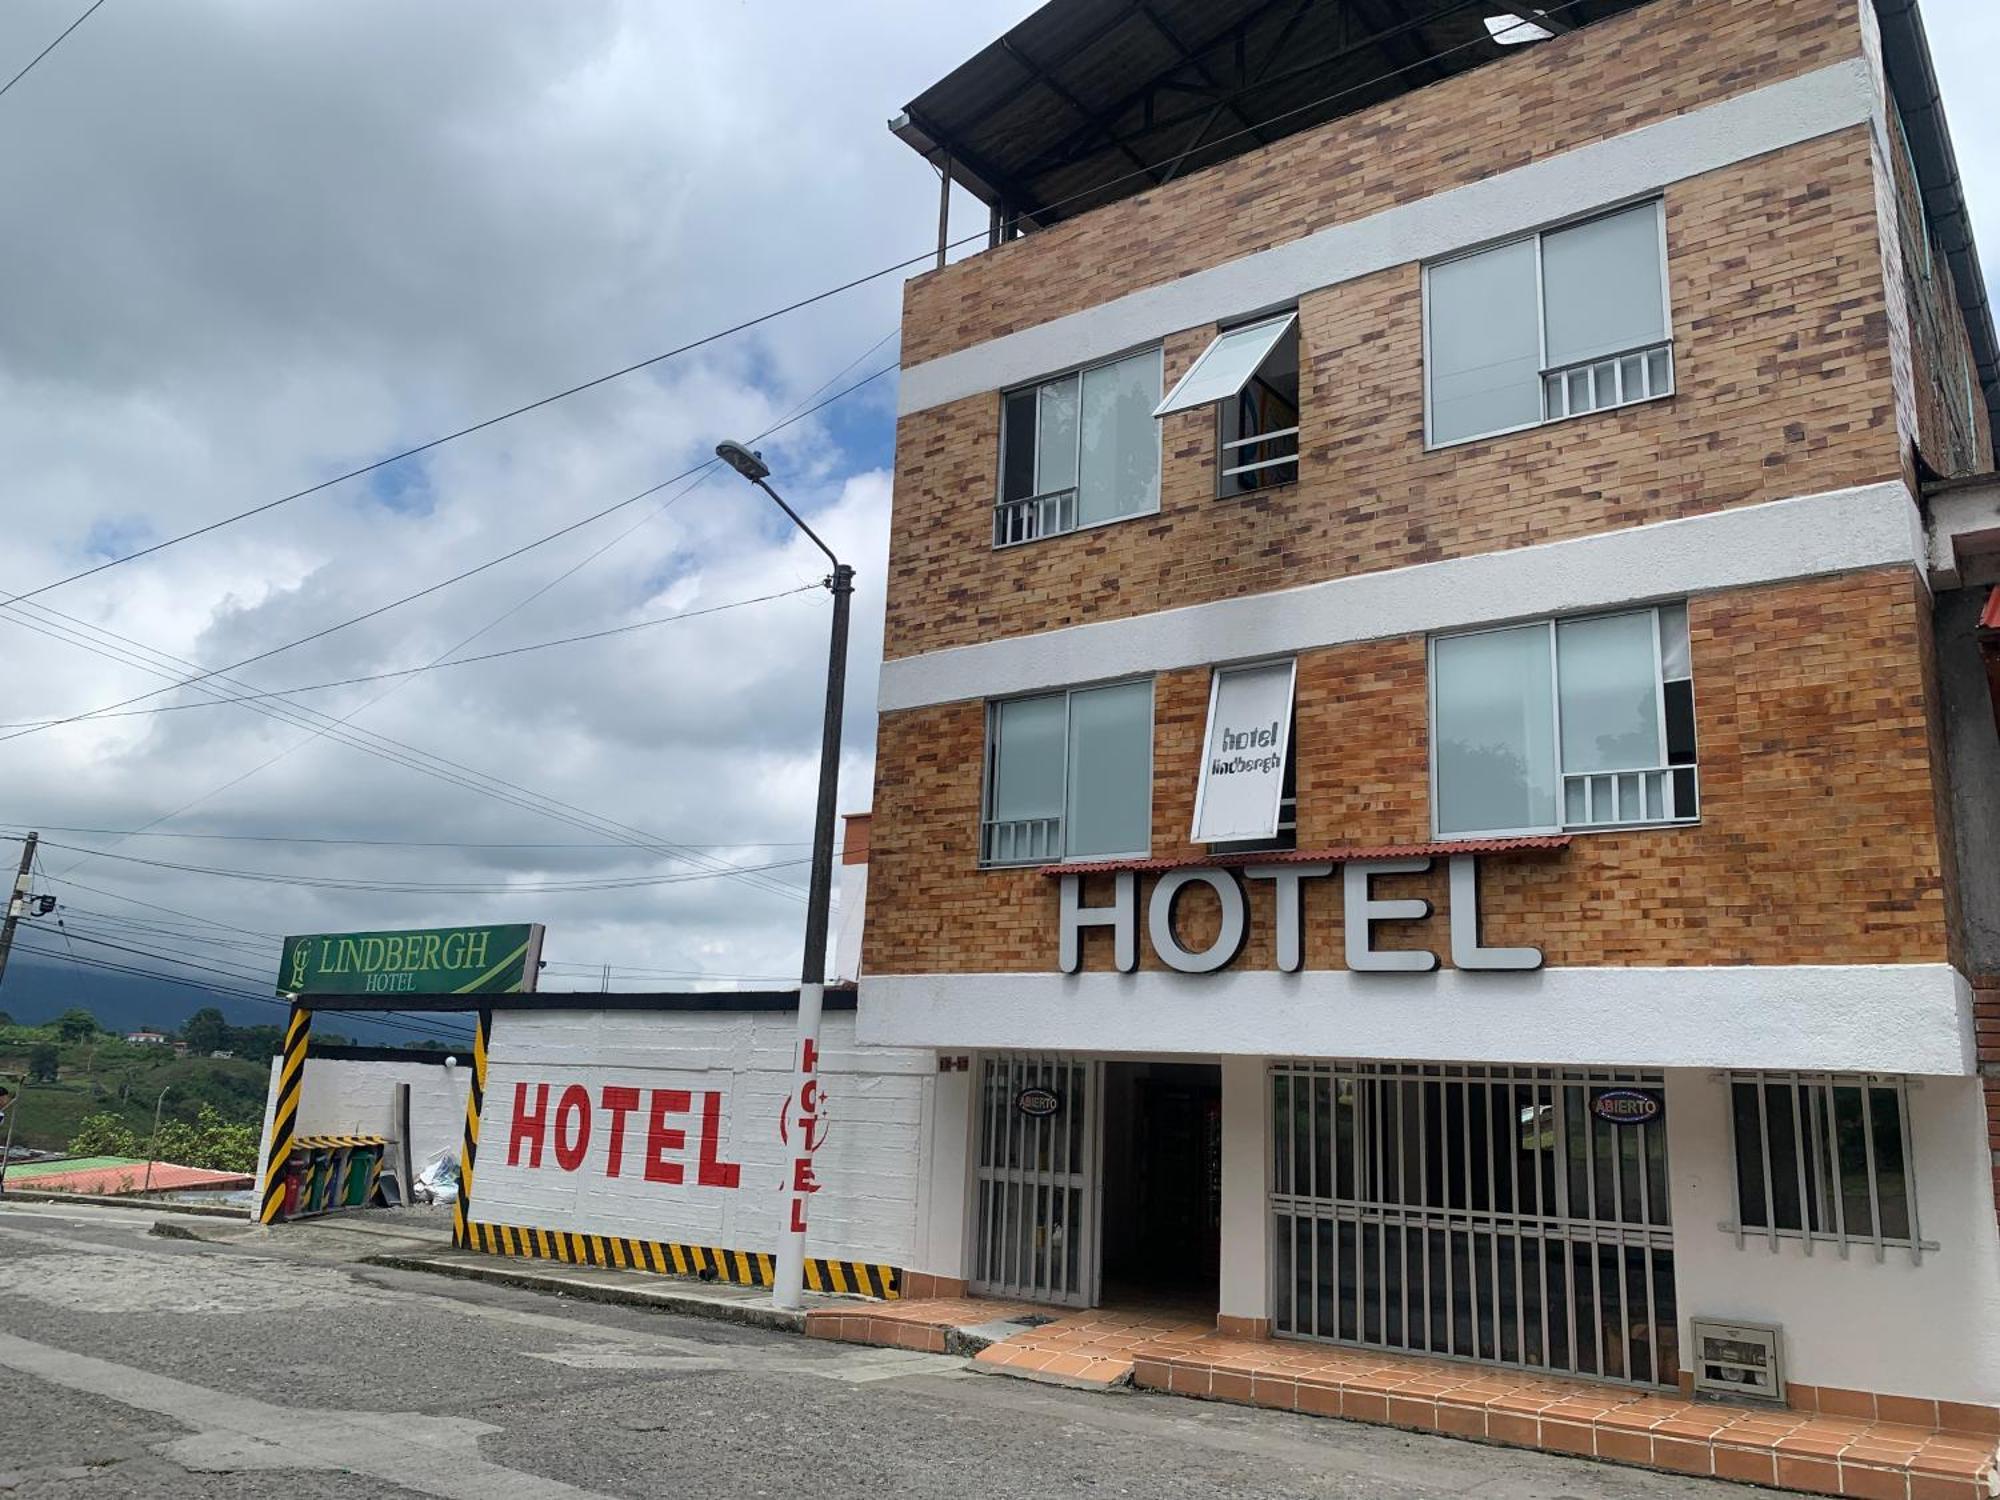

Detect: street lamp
[715, 439, 853, 1312]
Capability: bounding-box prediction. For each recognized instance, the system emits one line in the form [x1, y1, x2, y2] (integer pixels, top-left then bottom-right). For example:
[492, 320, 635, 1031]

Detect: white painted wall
[469, 1009, 931, 1268]
[1664, 1068, 2000, 1405]
[859, 967, 1976, 1077]
[1217, 1056, 1270, 1323]
[877, 483, 1923, 712]
[914, 1062, 972, 1281]
[255, 1053, 470, 1191]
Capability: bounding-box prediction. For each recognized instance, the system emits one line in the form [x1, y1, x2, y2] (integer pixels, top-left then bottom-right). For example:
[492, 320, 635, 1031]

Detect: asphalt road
[0, 1201, 1746, 1499]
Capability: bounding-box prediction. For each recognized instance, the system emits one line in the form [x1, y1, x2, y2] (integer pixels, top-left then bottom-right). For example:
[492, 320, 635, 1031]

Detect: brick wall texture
[866, 569, 1956, 975]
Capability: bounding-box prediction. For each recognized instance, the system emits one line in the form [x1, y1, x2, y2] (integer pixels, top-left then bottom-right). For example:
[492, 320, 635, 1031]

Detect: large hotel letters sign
[1057, 855, 1539, 974]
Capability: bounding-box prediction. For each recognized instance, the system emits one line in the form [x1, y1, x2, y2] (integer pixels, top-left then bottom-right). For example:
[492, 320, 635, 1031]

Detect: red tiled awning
[1980, 586, 2000, 738]
[1041, 836, 1570, 878]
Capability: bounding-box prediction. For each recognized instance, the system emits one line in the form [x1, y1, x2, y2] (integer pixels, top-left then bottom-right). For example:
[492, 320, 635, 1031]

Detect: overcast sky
[1, 0, 1995, 1012]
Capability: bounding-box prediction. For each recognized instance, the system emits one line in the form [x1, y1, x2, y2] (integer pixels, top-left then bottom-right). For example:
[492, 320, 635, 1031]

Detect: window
[1154, 313, 1300, 495]
[1191, 659, 1297, 847]
[1431, 603, 1698, 837]
[1725, 1072, 1931, 1263]
[996, 347, 1163, 547]
[981, 680, 1153, 865]
[1425, 200, 1673, 447]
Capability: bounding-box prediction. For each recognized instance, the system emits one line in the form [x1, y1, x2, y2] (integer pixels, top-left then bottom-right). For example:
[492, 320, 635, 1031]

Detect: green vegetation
[0, 1010, 275, 1154]
[67, 1103, 258, 1173]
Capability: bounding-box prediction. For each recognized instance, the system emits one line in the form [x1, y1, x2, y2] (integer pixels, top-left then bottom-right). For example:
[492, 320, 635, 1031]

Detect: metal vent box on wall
[1689, 1319, 1784, 1403]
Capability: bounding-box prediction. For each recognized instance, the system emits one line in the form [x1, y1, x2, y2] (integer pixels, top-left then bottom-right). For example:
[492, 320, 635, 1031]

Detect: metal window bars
[1561, 766, 1699, 829]
[1269, 1061, 1677, 1389]
[1220, 425, 1300, 484]
[971, 1053, 1097, 1305]
[981, 816, 1062, 867]
[994, 487, 1078, 548]
[1720, 1071, 1933, 1265]
[1543, 341, 1674, 422]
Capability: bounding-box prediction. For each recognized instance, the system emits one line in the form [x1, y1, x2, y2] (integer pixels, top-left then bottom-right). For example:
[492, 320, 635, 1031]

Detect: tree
[25, 1043, 58, 1084]
[52, 1008, 99, 1043]
[181, 1008, 228, 1055]
[69, 1113, 140, 1156]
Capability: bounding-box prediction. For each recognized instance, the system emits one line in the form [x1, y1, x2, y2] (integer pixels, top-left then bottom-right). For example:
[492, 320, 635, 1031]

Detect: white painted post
[773, 980, 826, 1310]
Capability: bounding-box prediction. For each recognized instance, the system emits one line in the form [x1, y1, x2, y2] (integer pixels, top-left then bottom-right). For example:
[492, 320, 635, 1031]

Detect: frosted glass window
[1556, 612, 1663, 775]
[1434, 625, 1557, 835]
[1427, 239, 1542, 445]
[1542, 203, 1667, 367]
[1036, 375, 1079, 495]
[1065, 680, 1153, 857]
[989, 696, 1067, 824]
[1154, 314, 1297, 417]
[1077, 348, 1162, 525]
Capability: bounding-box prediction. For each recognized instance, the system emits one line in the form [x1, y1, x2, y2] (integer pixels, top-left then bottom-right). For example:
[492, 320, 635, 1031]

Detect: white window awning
[1152, 312, 1297, 419]
[1190, 658, 1296, 843]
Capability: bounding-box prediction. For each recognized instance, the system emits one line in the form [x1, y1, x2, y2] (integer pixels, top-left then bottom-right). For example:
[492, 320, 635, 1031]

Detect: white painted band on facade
[854, 964, 1975, 1076]
[877, 481, 1924, 712]
[897, 58, 1876, 418]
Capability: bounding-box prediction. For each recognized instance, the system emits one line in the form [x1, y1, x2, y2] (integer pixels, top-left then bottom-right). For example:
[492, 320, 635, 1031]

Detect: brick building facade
[859, 0, 2000, 1441]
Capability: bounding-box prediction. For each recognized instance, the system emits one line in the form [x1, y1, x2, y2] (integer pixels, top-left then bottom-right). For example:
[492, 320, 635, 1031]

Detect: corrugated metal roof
[3, 1154, 143, 1180]
[1042, 835, 1570, 877]
[13, 1160, 253, 1195]
[893, 0, 1654, 231]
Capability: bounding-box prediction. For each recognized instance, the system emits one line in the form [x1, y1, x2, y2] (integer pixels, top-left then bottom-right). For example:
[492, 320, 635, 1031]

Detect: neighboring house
[862, 0, 1999, 1441]
[124, 1029, 169, 1046]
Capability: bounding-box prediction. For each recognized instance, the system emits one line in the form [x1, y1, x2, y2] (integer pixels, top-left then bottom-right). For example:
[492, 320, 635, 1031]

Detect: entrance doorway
[1100, 1061, 1221, 1306]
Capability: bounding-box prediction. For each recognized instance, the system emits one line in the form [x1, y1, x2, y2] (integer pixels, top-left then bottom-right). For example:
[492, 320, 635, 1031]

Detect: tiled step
[1126, 1332, 2000, 1500]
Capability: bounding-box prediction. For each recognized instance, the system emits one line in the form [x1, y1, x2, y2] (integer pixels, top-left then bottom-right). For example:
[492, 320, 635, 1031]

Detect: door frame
[964, 1052, 1104, 1307]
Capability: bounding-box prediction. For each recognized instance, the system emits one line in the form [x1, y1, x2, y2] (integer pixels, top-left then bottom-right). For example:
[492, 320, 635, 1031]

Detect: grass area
[0, 1029, 270, 1153]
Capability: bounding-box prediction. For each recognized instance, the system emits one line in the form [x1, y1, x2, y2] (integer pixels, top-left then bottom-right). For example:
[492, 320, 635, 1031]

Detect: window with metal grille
[1431, 602, 1699, 838]
[1424, 200, 1673, 448]
[1269, 1061, 1677, 1387]
[1723, 1072, 1933, 1264]
[996, 347, 1162, 547]
[1153, 313, 1300, 496]
[981, 679, 1153, 866]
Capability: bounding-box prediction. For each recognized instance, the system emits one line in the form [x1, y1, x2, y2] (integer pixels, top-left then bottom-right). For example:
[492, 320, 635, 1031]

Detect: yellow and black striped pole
[451, 1009, 491, 1248]
[259, 1004, 311, 1224]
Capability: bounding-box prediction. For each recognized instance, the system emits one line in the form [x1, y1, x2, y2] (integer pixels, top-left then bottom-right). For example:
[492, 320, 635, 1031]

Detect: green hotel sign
[277, 923, 544, 997]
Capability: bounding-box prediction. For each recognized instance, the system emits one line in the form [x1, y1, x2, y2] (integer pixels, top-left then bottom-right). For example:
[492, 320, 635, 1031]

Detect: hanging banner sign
[1590, 1088, 1663, 1126]
[278, 923, 545, 997]
[1190, 659, 1296, 843]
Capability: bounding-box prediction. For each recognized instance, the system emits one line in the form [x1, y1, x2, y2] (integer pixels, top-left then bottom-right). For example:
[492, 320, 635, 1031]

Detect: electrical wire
[0, 362, 893, 747]
[36, 839, 810, 893]
[0, 584, 819, 728]
[4, 826, 812, 851]
[0, 0, 106, 104]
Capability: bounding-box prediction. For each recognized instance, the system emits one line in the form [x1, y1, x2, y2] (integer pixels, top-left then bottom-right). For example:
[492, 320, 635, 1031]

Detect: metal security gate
[971, 1054, 1098, 1305]
[1271, 1062, 1676, 1387]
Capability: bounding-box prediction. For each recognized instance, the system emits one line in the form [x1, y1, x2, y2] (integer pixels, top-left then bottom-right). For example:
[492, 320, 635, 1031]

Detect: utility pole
[0, 832, 38, 994]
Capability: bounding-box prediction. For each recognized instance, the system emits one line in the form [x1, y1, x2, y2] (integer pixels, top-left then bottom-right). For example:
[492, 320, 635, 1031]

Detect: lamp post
[715, 440, 852, 1311]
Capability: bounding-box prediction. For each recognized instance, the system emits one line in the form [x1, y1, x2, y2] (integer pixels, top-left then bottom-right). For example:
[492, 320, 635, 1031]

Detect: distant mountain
[1, 950, 476, 1049]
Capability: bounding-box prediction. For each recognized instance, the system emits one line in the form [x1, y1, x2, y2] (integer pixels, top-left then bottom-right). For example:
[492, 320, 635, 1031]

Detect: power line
[0, 362, 893, 747]
[4, 825, 812, 851]
[0, 0, 106, 104]
[37, 839, 810, 893]
[1, 0, 1563, 614]
[0, 583, 820, 729]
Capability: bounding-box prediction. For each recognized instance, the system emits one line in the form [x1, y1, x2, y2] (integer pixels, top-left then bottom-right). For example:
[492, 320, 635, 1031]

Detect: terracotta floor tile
[1596, 1428, 1654, 1466]
[1650, 1437, 1715, 1477]
[1908, 1478, 1982, 1500]
[1837, 1462, 1911, 1500]
[1777, 1454, 1846, 1496]
[1713, 1446, 1779, 1486]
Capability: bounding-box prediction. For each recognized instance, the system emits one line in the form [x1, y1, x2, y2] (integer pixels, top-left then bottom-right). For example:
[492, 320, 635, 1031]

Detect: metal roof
[893, 0, 1999, 433]
[891, 0, 1654, 232]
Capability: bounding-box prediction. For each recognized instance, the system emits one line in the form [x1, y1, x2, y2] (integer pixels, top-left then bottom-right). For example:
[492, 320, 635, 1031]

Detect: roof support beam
[1000, 36, 1166, 190]
[1159, 0, 1321, 184]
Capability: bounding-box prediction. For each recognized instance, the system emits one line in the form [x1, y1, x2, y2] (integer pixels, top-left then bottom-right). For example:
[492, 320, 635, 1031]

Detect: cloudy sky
[0, 0, 1995, 1024]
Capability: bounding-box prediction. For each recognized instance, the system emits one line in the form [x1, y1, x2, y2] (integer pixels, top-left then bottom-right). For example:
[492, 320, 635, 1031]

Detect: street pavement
[0, 1200, 1747, 1499]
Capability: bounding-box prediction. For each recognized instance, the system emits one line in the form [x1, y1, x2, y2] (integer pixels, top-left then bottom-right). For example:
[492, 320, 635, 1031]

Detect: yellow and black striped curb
[259, 1005, 312, 1224]
[293, 1135, 390, 1149]
[450, 1009, 492, 1248]
[459, 1220, 900, 1299]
